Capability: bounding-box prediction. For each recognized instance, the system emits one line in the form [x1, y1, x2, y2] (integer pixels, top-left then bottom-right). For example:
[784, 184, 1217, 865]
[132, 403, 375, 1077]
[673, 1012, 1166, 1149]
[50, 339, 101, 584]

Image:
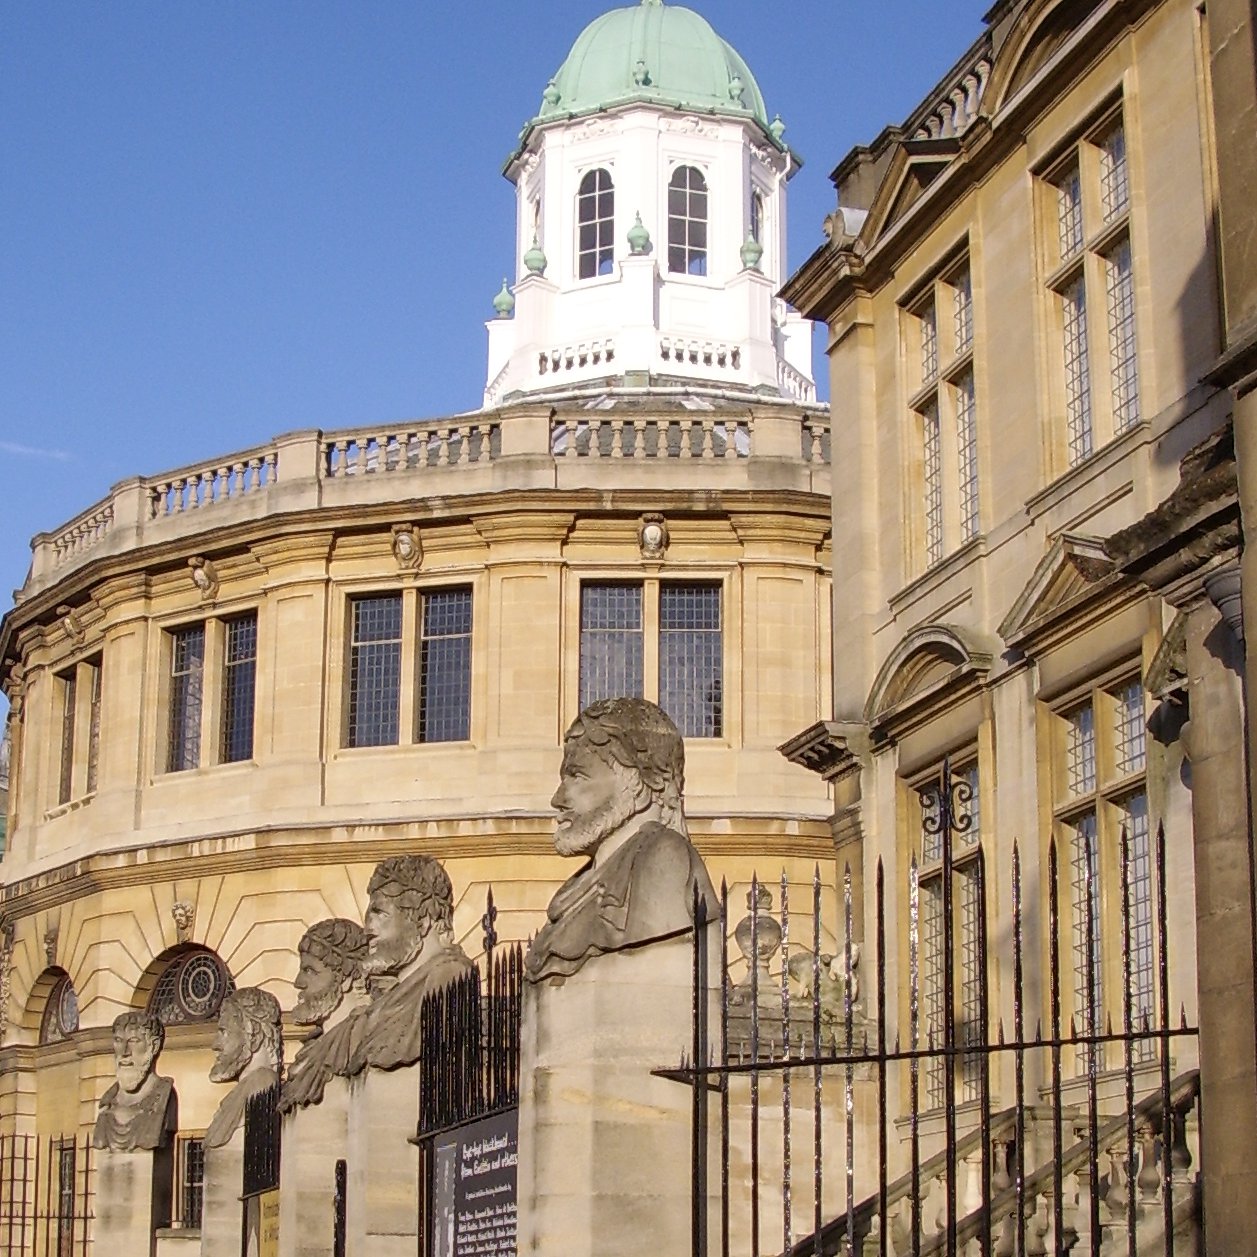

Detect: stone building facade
[0, 3, 835, 1249]
[781, 0, 1247, 1240]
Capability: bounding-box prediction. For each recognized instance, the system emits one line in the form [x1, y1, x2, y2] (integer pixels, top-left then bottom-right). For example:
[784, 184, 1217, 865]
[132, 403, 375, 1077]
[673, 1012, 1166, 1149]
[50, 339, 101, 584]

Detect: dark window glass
[668, 166, 709, 276]
[167, 625, 206, 772]
[418, 588, 473, 743]
[579, 585, 644, 709]
[58, 672, 77, 804]
[178, 1136, 205, 1229]
[149, 949, 235, 1025]
[577, 168, 615, 279]
[659, 584, 722, 737]
[56, 1140, 75, 1257]
[85, 662, 102, 795]
[221, 614, 258, 763]
[750, 191, 763, 243]
[347, 596, 402, 748]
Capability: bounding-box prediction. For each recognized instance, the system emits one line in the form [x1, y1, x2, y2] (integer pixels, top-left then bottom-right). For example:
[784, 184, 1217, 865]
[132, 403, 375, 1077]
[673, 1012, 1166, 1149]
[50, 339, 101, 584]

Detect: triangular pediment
[998, 532, 1115, 649]
[862, 139, 962, 246]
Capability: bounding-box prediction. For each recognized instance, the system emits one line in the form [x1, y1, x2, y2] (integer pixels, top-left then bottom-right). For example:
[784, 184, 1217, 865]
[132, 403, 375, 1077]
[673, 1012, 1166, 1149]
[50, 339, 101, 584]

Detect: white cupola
[484, 0, 815, 407]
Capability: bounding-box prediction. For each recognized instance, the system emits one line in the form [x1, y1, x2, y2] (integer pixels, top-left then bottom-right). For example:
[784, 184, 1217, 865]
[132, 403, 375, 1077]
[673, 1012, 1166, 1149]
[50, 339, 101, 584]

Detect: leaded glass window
[659, 584, 722, 738]
[347, 595, 403, 748]
[579, 585, 643, 709]
[418, 588, 472, 743]
[58, 672, 77, 805]
[221, 614, 257, 763]
[168, 625, 206, 772]
[39, 973, 80, 1044]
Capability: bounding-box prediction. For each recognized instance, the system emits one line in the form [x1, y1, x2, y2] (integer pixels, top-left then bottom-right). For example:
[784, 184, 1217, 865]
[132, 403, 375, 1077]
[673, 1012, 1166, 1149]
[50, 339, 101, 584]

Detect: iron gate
[0, 1134, 93, 1257]
[669, 761, 1202, 1256]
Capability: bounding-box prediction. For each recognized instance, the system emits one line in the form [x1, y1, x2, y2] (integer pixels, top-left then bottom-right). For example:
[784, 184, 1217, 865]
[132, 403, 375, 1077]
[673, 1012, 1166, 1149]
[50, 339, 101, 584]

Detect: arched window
[147, 948, 235, 1026]
[668, 166, 708, 276]
[750, 190, 764, 244]
[577, 169, 614, 278]
[39, 972, 79, 1044]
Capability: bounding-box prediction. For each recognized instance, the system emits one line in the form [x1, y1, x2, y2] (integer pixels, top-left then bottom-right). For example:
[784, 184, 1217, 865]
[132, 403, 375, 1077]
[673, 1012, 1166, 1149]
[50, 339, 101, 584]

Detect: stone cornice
[778, 720, 869, 782]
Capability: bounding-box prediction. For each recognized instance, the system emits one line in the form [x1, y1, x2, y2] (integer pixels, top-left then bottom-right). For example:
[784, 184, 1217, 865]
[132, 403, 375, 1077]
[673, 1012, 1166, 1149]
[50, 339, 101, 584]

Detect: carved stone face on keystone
[362, 888, 424, 977]
[550, 739, 643, 858]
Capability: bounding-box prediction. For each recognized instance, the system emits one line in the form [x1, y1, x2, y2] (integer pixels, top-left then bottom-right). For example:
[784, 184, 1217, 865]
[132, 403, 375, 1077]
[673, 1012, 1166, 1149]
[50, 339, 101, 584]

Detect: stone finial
[740, 232, 764, 271]
[627, 212, 651, 256]
[633, 59, 651, 86]
[638, 513, 669, 559]
[171, 901, 195, 943]
[188, 556, 219, 601]
[542, 79, 561, 109]
[523, 235, 548, 276]
[728, 74, 744, 103]
[93, 1012, 176, 1152]
[525, 698, 717, 981]
[770, 114, 786, 144]
[492, 278, 516, 319]
[391, 524, 423, 570]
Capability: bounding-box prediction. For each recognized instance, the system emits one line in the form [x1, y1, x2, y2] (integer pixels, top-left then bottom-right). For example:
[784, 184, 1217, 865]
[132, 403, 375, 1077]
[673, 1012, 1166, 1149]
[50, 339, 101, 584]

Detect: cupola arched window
[147, 948, 235, 1026]
[750, 190, 764, 244]
[668, 166, 708, 276]
[577, 169, 615, 278]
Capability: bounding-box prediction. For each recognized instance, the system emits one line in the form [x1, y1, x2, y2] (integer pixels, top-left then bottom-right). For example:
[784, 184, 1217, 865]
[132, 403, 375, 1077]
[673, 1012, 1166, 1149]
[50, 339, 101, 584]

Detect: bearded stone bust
[205, 988, 283, 1148]
[279, 918, 368, 1113]
[525, 697, 717, 982]
[92, 1012, 177, 1152]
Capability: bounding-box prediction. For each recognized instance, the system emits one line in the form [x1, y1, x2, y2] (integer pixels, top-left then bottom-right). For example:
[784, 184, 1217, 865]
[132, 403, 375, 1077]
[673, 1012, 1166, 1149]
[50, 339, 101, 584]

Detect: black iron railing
[0, 1133, 92, 1257]
[669, 759, 1202, 1257]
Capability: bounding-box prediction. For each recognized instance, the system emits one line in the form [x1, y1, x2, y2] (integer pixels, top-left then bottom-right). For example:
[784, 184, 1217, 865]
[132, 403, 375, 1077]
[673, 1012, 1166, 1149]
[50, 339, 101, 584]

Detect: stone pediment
[998, 532, 1116, 651]
[861, 139, 962, 246]
[864, 624, 995, 740]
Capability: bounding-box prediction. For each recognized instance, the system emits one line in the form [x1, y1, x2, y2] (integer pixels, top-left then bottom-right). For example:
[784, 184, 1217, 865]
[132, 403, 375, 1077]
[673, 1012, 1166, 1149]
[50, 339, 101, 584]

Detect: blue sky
[0, 0, 989, 668]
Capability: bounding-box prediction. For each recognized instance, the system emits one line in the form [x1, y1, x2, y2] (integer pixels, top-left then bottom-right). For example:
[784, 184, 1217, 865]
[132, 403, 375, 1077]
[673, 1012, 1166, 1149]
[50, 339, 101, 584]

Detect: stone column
[344, 1067, 421, 1257]
[200, 1129, 244, 1257]
[278, 1076, 350, 1257]
[1181, 595, 1257, 1248]
[95, 1148, 169, 1257]
[515, 933, 716, 1257]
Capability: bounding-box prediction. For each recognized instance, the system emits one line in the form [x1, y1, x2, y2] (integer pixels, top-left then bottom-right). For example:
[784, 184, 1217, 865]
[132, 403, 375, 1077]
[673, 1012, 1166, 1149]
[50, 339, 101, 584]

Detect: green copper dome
[532, 1, 770, 133]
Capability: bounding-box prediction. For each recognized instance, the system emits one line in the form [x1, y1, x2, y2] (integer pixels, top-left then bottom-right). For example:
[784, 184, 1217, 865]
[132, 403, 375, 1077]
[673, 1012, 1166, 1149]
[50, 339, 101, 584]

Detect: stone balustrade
[147, 445, 279, 518]
[25, 405, 828, 593]
[778, 357, 818, 403]
[910, 48, 992, 141]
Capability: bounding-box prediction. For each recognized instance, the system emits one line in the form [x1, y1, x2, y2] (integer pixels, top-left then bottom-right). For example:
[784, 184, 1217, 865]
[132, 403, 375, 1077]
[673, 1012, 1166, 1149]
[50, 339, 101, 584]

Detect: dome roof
[532, 0, 771, 133]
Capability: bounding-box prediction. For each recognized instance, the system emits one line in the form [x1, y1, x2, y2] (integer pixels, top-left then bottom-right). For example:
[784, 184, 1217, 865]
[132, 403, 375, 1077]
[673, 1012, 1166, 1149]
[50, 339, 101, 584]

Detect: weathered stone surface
[206, 987, 283, 1149]
[278, 1075, 350, 1257]
[200, 1127, 245, 1257]
[526, 698, 717, 981]
[92, 1012, 177, 1153]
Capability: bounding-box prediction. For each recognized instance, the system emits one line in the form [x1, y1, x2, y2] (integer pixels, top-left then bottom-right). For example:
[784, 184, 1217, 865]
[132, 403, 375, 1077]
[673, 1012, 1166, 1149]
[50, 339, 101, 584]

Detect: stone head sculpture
[210, 987, 283, 1084]
[551, 697, 686, 858]
[111, 1010, 165, 1094]
[293, 918, 368, 1027]
[362, 855, 455, 980]
[93, 1011, 176, 1152]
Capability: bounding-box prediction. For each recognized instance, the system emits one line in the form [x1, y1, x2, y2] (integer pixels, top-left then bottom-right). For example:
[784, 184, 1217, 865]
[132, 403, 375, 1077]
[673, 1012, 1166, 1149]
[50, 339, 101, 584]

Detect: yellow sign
[257, 1190, 280, 1257]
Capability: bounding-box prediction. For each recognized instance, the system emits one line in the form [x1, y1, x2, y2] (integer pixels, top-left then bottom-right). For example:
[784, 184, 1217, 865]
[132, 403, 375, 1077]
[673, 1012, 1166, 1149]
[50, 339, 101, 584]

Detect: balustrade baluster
[632, 419, 646, 460]
[564, 419, 578, 458]
[1025, 1193, 1050, 1256]
[434, 429, 449, 467]
[701, 419, 715, 458]
[889, 1196, 912, 1252]
[609, 418, 624, 458]
[679, 418, 694, 459]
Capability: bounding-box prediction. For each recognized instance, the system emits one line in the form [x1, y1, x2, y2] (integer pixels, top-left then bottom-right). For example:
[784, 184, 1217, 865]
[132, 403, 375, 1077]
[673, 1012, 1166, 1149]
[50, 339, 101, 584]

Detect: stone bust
[525, 697, 718, 982]
[278, 918, 368, 1113]
[341, 855, 473, 1075]
[92, 1011, 176, 1152]
[205, 988, 283, 1148]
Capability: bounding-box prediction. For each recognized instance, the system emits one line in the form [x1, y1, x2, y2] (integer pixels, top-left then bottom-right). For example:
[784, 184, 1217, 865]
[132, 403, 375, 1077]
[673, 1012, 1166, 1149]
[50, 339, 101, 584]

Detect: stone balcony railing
[24, 405, 830, 595]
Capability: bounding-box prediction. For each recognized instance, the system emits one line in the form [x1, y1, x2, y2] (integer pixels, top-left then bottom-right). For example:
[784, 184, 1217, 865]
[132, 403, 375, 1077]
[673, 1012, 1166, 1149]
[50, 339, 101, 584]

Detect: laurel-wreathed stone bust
[525, 697, 718, 982]
[340, 855, 474, 1075]
[92, 1011, 177, 1152]
[205, 988, 283, 1148]
[278, 918, 369, 1113]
